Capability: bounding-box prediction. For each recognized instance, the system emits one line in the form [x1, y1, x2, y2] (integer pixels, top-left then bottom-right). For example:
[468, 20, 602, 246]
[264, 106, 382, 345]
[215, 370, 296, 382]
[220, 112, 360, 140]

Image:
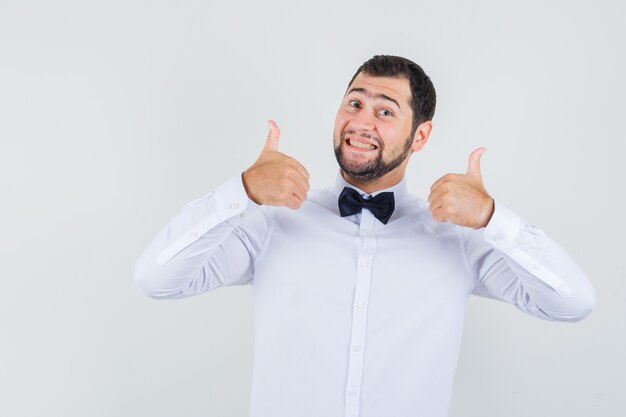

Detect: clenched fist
[428, 147, 495, 229]
[242, 120, 311, 210]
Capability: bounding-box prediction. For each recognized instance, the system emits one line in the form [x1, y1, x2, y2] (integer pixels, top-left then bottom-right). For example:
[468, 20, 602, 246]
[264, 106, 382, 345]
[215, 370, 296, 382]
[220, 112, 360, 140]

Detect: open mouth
[345, 138, 378, 151]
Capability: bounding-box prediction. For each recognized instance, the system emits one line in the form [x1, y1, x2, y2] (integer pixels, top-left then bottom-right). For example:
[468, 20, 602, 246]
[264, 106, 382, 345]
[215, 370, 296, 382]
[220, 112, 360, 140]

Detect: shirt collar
[332, 169, 408, 205]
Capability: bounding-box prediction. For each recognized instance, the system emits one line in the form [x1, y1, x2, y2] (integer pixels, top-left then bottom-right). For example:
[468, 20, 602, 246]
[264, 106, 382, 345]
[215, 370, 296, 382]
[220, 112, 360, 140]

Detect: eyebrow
[346, 87, 401, 110]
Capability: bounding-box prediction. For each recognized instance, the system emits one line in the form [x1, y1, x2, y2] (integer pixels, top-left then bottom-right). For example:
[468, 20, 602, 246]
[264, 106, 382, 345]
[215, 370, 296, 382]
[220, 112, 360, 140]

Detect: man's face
[333, 72, 416, 183]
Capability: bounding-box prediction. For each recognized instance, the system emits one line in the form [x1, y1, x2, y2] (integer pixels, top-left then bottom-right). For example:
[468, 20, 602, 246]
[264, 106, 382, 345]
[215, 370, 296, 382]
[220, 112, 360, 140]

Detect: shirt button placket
[344, 209, 377, 417]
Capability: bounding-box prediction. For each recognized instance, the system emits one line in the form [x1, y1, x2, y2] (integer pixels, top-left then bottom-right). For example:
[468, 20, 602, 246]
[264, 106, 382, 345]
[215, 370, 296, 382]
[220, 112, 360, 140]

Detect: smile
[346, 138, 378, 152]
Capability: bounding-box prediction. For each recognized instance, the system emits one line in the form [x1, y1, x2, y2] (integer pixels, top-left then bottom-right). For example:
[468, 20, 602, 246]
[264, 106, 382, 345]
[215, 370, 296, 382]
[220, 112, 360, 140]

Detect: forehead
[347, 73, 412, 105]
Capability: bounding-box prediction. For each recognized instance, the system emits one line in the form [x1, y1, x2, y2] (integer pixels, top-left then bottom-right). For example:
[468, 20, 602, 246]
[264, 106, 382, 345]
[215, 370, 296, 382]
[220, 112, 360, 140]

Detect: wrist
[482, 197, 495, 228]
[241, 170, 261, 205]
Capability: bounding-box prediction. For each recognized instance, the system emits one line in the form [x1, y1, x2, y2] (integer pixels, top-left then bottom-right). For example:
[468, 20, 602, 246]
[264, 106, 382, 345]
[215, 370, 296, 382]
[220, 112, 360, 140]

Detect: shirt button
[190, 231, 199, 240]
[532, 264, 541, 271]
[361, 230, 370, 236]
[230, 202, 240, 210]
[359, 259, 368, 267]
[352, 345, 361, 352]
[349, 389, 358, 396]
[492, 235, 501, 242]
[356, 302, 364, 309]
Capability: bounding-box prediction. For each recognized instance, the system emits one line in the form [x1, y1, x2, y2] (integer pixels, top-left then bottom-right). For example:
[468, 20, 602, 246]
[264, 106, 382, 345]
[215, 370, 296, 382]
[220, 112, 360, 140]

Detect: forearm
[468, 201, 596, 322]
[134, 174, 263, 299]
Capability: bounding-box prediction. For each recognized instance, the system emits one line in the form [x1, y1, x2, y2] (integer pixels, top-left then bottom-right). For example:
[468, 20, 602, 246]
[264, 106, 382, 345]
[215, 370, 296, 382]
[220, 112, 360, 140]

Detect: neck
[341, 169, 404, 194]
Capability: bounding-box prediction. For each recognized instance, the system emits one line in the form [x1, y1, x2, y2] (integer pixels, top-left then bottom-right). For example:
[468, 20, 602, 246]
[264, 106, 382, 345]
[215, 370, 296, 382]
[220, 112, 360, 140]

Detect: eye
[348, 100, 361, 108]
[379, 109, 393, 116]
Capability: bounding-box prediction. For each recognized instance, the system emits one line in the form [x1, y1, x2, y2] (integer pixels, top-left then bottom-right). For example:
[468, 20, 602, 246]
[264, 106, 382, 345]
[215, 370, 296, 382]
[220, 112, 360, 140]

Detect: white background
[1, 0, 624, 416]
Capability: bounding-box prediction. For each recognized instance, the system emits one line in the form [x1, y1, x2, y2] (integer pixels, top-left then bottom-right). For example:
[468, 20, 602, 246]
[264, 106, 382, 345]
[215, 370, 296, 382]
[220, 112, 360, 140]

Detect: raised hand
[242, 120, 311, 210]
[427, 147, 495, 229]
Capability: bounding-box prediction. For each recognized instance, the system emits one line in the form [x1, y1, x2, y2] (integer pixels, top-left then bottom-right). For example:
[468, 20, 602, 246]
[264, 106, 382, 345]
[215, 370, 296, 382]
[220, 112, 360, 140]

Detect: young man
[135, 55, 595, 417]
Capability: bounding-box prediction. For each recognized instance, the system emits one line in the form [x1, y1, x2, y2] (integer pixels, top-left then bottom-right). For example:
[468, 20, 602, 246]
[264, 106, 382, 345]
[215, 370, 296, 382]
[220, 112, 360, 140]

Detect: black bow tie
[338, 187, 395, 224]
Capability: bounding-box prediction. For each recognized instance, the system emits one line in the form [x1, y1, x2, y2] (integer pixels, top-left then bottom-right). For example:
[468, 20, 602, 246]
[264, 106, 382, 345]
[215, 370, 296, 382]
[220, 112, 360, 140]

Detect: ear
[411, 120, 433, 152]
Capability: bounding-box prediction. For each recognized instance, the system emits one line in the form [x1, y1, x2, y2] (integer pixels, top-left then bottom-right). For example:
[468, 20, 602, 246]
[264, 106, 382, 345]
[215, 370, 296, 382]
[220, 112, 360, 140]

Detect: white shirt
[134, 170, 596, 417]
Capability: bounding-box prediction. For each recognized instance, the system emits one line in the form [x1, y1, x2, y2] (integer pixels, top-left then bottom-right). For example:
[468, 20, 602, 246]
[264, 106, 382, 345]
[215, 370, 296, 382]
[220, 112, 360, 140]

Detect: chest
[253, 212, 471, 312]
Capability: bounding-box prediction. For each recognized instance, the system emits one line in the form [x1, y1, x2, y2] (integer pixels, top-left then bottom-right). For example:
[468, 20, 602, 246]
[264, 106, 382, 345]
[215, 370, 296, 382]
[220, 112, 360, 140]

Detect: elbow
[133, 256, 174, 300]
[569, 285, 596, 322]
[569, 272, 597, 322]
[133, 255, 191, 300]
[134, 257, 160, 299]
[549, 282, 596, 323]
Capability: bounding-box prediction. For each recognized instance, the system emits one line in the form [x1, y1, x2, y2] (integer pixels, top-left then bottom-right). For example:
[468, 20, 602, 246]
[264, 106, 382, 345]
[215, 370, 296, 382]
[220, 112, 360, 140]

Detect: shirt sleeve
[462, 200, 596, 322]
[133, 173, 274, 300]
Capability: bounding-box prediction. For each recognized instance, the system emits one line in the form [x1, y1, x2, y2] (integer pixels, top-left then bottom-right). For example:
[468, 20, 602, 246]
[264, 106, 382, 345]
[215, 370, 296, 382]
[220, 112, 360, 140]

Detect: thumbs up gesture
[242, 120, 311, 210]
[427, 147, 495, 229]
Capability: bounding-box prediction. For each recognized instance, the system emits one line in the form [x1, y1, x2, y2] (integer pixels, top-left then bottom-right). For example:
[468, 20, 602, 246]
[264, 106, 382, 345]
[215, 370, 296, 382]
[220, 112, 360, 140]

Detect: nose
[349, 107, 376, 131]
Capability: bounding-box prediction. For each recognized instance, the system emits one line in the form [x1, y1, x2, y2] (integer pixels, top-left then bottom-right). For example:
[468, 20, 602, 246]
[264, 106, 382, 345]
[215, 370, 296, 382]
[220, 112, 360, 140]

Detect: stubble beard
[334, 131, 414, 182]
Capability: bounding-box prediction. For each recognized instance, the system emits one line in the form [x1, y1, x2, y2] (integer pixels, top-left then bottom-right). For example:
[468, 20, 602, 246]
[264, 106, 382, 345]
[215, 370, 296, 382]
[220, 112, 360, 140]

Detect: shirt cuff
[155, 174, 260, 266]
[214, 173, 261, 222]
[482, 200, 572, 297]
[483, 200, 522, 251]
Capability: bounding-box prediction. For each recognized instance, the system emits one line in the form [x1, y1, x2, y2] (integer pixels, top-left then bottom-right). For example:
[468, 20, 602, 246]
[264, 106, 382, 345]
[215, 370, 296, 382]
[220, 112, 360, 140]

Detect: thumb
[263, 119, 280, 152]
[466, 147, 486, 178]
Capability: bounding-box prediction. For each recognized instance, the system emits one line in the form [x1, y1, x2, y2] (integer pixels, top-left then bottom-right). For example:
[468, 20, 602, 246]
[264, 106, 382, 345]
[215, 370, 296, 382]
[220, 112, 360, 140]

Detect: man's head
[333, 55, 436, 187]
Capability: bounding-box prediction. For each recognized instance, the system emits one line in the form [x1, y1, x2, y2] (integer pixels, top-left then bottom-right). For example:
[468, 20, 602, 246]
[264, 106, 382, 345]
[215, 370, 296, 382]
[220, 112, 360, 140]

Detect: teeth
[349, 139, 375, 150]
